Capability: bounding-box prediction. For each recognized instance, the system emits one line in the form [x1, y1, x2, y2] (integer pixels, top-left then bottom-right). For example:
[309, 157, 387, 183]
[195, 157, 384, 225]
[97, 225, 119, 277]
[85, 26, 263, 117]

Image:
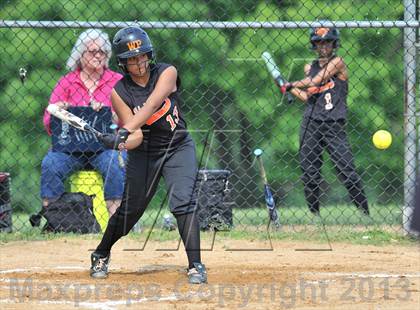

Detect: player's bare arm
[123, 66, 178, 132]
[291, 57, 346, 88]
[111, 89, 143, 149]
[289, 63, 312, 102]
[111, 89, 133, 125]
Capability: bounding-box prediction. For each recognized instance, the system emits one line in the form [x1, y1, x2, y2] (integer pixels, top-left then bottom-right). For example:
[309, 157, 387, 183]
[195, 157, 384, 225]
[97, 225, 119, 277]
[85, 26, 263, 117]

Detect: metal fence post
[403, 0, 418, 234]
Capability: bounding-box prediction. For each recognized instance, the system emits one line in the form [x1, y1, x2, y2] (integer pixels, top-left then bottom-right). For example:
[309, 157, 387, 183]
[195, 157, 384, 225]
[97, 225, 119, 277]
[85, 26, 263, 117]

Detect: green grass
[212, 228, 416, 246]
[0, 227, 416, 247]
[233, 204, 402, 226]
[1, 204, 414, 246]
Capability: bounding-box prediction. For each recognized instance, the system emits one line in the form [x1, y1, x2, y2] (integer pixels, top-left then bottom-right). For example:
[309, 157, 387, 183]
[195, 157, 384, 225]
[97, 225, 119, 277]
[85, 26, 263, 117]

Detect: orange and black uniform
[95, 63, 201, 266]
[300, 59, 369, 215]
[117, 63, 189, 150]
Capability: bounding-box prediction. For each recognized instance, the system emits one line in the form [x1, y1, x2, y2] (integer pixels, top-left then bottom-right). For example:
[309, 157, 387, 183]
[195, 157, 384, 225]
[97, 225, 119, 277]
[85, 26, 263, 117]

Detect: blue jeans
[41, 150, 125, 201]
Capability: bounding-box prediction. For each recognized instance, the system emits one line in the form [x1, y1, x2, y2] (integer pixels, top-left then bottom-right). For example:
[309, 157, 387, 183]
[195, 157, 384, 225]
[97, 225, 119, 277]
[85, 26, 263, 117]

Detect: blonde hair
[66, 29, 112, 71]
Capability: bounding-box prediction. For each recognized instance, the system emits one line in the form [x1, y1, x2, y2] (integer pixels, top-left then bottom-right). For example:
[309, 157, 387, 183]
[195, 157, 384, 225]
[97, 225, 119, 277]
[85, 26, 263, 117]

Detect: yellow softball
[372, 130, 392, 150]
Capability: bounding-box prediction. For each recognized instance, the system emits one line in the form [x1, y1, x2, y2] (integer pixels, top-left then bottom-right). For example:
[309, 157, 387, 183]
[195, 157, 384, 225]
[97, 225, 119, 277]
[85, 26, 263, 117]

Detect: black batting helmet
[310, 27, 340, 49]
[112, 26, 155, 72]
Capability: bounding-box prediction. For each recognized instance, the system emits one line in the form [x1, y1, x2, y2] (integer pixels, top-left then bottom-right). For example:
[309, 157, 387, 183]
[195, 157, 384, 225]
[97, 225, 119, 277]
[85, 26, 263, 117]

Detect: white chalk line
[0, 294, 183, 310]
[302, 272, 420, 279]
[301, 272, 420, 285]
[0, 266, 85, 274]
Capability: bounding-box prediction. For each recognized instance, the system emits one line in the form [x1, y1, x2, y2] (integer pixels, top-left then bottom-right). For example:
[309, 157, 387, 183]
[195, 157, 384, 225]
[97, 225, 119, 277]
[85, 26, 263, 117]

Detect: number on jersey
[166, 106, 179, 131]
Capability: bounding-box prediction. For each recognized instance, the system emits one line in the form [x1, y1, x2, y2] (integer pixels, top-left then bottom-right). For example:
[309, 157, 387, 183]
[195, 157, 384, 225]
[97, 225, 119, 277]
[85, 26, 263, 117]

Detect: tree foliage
[0, 0, 406, 211]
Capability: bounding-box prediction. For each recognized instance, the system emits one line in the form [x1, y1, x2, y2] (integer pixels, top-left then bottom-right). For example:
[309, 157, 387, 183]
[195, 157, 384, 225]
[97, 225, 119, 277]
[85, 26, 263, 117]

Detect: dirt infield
[0, 237, 419, 309]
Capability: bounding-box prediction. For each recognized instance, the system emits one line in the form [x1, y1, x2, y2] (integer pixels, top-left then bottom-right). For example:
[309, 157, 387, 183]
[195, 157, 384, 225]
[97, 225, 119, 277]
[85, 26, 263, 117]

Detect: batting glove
[280, 83, 293, 94]
[99, 128, 130, 150]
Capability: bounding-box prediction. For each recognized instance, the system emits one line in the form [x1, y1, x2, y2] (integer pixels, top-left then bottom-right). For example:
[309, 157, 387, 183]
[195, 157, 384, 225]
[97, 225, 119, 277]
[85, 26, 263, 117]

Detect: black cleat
[187, 262, 207, 284]
[90, 252, 110, 279]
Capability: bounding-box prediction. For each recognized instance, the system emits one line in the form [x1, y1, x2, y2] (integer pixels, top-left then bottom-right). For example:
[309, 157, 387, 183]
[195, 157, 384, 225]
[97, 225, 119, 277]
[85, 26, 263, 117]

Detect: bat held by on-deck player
[261, 51, 293, 104]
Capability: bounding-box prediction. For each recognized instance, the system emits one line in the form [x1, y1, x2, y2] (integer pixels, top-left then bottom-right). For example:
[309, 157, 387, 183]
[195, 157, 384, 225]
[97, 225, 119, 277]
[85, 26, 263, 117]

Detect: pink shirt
[43, 68, 123, 135]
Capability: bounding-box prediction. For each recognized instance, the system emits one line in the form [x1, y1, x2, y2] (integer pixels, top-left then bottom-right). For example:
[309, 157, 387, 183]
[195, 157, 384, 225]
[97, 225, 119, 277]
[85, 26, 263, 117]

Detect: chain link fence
[0, 0, 418, 235]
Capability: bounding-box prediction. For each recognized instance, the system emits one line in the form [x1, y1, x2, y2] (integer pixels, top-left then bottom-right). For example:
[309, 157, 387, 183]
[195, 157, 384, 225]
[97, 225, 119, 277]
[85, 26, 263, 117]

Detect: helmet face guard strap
[112, 27, 156, 74]
[117, 51, 155, 75]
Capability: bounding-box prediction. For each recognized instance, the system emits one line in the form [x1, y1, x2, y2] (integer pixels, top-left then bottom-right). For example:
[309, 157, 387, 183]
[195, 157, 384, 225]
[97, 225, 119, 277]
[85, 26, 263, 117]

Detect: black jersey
[114, 63, 188, 148]
[303, 58, 348, 121]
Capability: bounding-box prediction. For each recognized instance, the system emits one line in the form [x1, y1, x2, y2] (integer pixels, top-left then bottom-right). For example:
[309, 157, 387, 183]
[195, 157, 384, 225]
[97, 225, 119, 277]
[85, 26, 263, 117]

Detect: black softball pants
[299, 119, 369, 215]
[96, 134, 201, 266]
